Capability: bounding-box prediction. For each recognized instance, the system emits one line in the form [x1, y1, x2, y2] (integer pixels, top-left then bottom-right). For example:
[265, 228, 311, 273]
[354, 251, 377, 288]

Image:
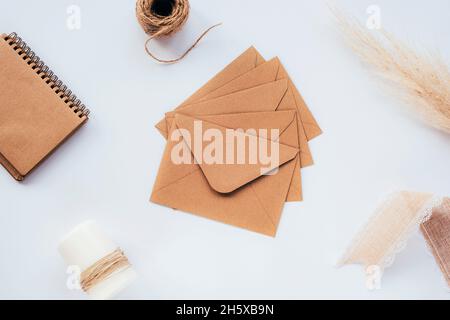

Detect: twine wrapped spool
[59, 221, 137, 300]
[136, 0, 220, 63]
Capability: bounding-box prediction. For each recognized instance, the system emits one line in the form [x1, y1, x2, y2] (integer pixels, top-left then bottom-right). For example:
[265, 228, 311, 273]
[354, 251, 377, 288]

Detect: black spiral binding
[4, 32, 90, 118]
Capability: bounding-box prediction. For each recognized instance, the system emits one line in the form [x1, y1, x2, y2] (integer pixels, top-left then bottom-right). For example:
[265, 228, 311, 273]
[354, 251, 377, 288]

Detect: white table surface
[0, 0, 449, 300]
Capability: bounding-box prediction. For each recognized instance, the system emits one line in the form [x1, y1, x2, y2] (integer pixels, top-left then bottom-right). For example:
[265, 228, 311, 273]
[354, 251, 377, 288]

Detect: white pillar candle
[58, 220, 137, 300]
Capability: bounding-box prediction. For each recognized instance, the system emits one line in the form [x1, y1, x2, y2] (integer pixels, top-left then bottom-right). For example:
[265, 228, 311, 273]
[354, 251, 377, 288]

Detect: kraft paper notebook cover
[163, 80, 303, 201]
[0, 33, 89, 181]
[151, 111, 299, 236]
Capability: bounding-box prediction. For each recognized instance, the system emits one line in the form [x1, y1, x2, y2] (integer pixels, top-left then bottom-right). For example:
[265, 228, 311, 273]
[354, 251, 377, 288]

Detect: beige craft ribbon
[136, 0, 221, 63]
[338, 191, 443, 288]
[80, 248, 131, 292]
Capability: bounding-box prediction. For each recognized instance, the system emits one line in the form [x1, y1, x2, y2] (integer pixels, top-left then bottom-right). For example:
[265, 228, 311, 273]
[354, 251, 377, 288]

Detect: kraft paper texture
[150, 47, 321, 236]
[155, 47, 322, 167]
[151, 111, 300, 236]
[0, 35, 87, 180]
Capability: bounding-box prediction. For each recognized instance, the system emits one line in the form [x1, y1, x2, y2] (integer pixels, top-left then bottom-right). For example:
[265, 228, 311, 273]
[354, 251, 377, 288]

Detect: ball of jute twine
[136, 0, 221, 63]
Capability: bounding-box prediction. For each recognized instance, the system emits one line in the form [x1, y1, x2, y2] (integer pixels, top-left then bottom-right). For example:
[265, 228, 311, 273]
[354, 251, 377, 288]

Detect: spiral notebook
[0, 33, 90, 181]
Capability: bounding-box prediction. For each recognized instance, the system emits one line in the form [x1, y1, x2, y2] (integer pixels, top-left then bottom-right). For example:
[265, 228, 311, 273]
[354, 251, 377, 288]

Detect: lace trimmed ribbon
[338, 191, 445, 289]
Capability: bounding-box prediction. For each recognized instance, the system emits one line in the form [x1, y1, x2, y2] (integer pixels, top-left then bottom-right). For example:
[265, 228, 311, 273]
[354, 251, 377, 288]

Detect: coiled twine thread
[80, 249, 131, 292]
[136, 0, 220, 63]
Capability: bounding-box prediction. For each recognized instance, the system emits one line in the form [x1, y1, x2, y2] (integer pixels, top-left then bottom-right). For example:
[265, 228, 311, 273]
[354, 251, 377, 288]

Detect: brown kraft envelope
[155, 46, 265, 137]
[155, 47, 322, 144]
[151, 111, 299, 236]
[164, 80, 302, 201]
[164, 57, 314, 168]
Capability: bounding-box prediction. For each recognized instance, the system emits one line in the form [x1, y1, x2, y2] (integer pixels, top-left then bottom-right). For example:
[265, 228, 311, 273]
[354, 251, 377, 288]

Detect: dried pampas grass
[331, 8, 450, 134]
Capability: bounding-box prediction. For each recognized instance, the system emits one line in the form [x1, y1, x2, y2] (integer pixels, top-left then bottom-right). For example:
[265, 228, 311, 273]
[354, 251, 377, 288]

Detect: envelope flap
[196, 110, 296, 138]
[169, 79, 288, 118]
[199, 57, 281, 102]
[155, 47, 266, 139]
[174, 114, 299, 194]
[181, 47, 265, 106]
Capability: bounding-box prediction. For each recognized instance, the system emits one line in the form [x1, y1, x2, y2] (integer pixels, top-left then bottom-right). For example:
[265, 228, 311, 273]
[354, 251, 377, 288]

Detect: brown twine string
[136, 0, 221, 63]
[80, 248, 131, 292]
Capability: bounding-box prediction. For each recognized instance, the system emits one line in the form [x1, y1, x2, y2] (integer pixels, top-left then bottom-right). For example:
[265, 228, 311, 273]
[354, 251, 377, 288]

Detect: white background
[0, 0, 449, 299]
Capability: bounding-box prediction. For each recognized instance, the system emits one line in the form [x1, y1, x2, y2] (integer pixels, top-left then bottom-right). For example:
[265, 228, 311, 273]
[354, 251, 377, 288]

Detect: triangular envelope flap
[155, 47, 265, 138]
[166, 79, 288, 119]
[199, 57, 281, 102]
[196, 111, 302, 202]
[174, 114, 298, 194]
[196, 110, 297, 140]
[181, 46, 265, 107]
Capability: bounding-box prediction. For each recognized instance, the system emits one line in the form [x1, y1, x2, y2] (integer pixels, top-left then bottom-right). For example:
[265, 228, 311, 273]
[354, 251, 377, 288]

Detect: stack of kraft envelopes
[150, 47, 322, 237]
